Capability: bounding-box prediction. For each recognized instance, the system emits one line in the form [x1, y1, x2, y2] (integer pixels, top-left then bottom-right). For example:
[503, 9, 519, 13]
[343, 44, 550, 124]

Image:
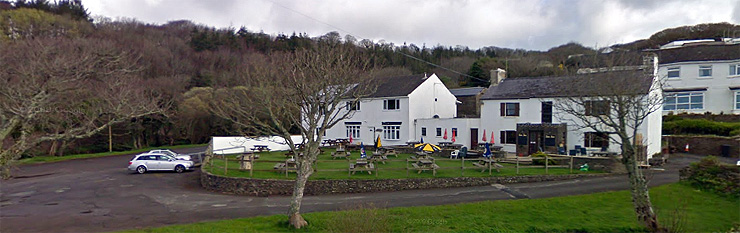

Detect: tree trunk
[622, 145, 663, 232]
[57, 140, 68, 156]
[48, 140, 58, 156]
[288, 156, 314, 229]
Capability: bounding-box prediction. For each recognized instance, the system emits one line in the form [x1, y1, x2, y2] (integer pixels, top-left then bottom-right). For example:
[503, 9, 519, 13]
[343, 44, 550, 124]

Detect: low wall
[201, 169, 614, 197]
[664, 135, 740, 158]
[571, 156, 625, 173]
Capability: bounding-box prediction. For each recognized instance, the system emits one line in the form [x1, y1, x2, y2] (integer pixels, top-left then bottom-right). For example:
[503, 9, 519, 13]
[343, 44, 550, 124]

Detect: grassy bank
[204, 149, 597, 180]
[122, 183, 739, 232]
[18, 144, 207, 165]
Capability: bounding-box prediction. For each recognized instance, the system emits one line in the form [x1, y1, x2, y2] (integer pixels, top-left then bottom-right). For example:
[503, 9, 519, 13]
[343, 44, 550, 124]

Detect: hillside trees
[0, 38, 171, 177]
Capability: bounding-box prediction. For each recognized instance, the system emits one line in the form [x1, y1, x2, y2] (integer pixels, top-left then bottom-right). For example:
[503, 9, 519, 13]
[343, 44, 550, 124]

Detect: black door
[528, 130, 543, 155]
[542, 102, 553, 123]
[470, 128, 478, 149]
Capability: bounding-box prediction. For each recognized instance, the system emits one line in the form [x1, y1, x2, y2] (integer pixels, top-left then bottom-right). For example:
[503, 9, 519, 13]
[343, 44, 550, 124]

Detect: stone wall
[571, 156, 625, 173]
[201, 169, 614, 197]
[664, 135, 740, 158]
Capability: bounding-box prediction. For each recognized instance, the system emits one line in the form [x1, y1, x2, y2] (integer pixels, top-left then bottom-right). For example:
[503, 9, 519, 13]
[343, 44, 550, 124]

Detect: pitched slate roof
[480, 69, 653, 100]
[367, 74, 428, 98]
[449, 87, 486, 97]
[656, 43, 740, 64]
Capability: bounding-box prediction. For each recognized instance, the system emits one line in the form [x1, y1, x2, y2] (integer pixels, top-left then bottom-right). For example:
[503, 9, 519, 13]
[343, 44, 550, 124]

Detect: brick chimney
[489, 68, 506, 86]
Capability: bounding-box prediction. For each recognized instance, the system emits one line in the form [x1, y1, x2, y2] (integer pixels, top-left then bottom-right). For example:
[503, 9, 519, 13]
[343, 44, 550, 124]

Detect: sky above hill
[85, 0, 740, 51]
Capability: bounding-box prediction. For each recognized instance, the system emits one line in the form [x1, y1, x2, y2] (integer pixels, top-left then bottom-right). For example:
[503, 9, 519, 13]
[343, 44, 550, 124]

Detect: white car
[148, 149, 191, 161]
[128, 153, 194, 174]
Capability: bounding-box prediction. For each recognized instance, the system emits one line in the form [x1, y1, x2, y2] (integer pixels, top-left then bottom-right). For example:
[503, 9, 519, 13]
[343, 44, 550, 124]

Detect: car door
[142, 155, 159, 170]
[157, 155, 176, 170]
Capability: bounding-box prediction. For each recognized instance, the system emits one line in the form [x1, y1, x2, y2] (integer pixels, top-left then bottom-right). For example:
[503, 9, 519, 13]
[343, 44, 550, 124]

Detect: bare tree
[0, 38, 170, 177]
[552, 55, 665, 231]
[210, 45, 375, 228]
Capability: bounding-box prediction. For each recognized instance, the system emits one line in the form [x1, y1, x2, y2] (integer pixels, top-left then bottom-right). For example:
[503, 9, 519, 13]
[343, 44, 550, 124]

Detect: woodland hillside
[1, 0, 738, 157]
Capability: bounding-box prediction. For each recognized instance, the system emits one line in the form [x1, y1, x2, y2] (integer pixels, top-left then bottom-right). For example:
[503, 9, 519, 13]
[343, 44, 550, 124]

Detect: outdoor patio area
[203, 146, 598, 180]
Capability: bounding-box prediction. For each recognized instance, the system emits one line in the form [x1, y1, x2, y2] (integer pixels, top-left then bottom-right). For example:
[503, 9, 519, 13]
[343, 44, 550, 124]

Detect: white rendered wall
[407, 74, 458, 140]
[480, 97, 658, 158]
[415, 118, 480, 148]
[323, 97, 410, 146]
[660, 59, 740, 114]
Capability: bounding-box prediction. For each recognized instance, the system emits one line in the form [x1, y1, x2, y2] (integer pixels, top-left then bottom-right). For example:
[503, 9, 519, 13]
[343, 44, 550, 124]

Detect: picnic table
[251, 145, 270, 152]
[273, 158, 297, 172]
[331, 149, 351, 159]
[349, 159, 374, 175]
[321, 139, 336, 147]
[411, 151, 432, 160]
[411, 158, 439, 175]
[592, 151, 617, 157]
[381, 147, 398, 157]
[439, 141, 453, 147]
[371, 151, 387, 164]
[473, 158, 503, 172]
[335, 138, 350, 145]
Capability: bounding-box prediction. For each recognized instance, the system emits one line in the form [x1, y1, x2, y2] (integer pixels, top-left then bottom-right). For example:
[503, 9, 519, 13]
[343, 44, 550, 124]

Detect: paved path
[0, 150, 713, 232]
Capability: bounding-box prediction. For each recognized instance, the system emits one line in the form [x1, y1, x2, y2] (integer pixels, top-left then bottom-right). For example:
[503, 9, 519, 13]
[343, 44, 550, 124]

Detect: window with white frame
[383, 123, 401, 140]
[667, 67, 680, 79]
[436, 128, 442, 137]
[731, 64, 740, 76]
[346, 101, 360, 111]
[346, 125, 361, 139]
[421, 127, 427, 136]
[383, 99, 400, 110]
[735, 91, 740, 110]
[699, 65, 712, 77]
[664, 92, 703, 110]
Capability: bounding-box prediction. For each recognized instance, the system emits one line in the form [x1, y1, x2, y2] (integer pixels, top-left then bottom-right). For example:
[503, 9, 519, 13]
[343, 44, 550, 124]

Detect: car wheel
[136, 166, 147, 174]
[175, 165, 185, 173]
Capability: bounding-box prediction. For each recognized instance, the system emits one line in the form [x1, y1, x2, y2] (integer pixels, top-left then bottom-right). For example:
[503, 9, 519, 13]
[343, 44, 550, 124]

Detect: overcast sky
[85, 0, 740, 51]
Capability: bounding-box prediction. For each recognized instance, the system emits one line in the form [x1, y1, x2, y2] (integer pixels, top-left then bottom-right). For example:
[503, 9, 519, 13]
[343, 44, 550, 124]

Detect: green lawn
[204, 149, 596, 180]
[121, 183, 740, 232]
[18, 144, 207, 165]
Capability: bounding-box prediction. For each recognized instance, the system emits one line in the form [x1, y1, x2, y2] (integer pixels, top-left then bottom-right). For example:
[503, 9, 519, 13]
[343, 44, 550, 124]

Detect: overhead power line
[267, 0, 489, 83]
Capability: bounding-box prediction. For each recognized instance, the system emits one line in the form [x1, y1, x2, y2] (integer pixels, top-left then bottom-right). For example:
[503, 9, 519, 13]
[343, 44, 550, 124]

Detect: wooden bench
[371, 154, 387, 164]
[411, 163, 439, 175]
[349, 162, 375, 175]
[273, 162, 297, 172]
[331, 151, 350, 159]
[473, 161, 503, 172]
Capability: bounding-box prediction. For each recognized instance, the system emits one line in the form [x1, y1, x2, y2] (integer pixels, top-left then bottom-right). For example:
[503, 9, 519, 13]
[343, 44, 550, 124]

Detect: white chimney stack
[490, 68, 506, 86]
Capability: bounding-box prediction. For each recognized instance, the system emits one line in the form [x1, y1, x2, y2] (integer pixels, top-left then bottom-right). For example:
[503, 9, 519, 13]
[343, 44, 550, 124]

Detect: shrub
[663, 119, 740, 136]
[531, 151, 555, 165]
[681, 156, 739, 198]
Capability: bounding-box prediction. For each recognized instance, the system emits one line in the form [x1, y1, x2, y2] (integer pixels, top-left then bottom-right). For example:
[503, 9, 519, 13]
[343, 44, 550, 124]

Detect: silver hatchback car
[128, 153, 194, 174]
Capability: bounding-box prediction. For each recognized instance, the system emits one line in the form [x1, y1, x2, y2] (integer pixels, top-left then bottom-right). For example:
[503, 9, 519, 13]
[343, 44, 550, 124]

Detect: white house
[655, 38, 740, 115]
[478, 67, 662, 158]
[323, 73, 457, 146]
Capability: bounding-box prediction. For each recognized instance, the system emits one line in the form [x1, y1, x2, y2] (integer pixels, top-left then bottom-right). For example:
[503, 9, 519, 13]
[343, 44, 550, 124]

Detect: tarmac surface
[0, 148, 725, 232]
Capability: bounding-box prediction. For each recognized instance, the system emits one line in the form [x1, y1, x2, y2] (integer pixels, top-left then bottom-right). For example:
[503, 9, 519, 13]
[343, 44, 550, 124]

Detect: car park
[128, 153, 194, 174]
